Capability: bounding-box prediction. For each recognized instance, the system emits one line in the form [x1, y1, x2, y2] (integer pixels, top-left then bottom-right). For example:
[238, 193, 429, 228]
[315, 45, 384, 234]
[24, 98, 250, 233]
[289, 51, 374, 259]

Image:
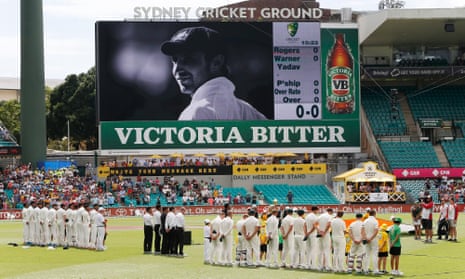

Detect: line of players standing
[143, 205, 186, 257]
[203, 205, 399, 276]
[22, 200, 107, 251]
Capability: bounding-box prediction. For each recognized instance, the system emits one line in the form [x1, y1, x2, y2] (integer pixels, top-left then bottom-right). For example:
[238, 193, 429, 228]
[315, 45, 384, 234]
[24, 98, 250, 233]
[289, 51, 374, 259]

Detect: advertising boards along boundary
[3, 203, 463, 220]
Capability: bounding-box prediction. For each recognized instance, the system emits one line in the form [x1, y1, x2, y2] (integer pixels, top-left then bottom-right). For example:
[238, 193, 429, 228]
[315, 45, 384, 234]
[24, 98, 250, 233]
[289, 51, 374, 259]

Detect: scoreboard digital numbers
[273, 22, 321, 120]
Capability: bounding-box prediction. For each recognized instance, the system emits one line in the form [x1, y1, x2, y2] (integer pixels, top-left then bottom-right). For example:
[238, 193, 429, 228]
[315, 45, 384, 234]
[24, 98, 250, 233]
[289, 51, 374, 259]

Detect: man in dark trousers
[174, 207, 186, 257]
[165, 207, 177, 255]
[143, 207, 154, 254]
[153, 205, 162, 254]
[160, 207, 169, 255]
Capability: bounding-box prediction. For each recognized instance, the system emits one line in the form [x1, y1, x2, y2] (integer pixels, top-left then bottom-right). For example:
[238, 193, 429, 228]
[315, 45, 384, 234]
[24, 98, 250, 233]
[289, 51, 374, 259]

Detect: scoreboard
[273, 22, 322, 120]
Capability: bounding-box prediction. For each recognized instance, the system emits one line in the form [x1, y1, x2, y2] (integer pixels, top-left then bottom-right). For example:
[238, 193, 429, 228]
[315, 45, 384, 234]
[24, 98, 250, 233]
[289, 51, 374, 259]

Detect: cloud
[43, 0, 242, 20]
[0, 36, 20, 77]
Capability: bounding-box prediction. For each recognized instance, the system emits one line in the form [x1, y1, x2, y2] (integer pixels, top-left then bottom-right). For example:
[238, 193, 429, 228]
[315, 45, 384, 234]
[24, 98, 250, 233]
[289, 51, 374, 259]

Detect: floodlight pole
[20, 0, 46, 167]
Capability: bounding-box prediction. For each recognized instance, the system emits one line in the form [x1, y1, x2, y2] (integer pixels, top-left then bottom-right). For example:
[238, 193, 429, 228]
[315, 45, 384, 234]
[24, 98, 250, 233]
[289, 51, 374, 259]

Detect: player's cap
[355, 213, 363, 218]
[394, 217, 402, 223]
[204, 219, 210, 224]
[98, 207, 105, 212]
[161, 26, 226, 56]
[380, 224, 388, 231]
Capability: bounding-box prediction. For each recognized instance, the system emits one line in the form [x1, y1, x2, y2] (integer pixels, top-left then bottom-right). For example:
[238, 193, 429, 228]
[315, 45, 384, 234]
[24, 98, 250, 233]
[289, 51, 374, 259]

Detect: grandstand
[358, 7, 465, 207]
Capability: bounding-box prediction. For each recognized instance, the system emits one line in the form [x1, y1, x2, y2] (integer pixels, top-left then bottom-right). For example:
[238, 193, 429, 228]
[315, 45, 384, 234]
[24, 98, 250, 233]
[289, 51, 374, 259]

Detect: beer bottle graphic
[326, 33, 354, 114]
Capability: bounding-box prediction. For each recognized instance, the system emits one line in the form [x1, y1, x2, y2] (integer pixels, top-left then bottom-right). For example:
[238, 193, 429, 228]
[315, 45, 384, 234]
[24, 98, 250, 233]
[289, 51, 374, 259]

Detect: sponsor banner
[369, 193, 388, 202]
[133, 7, 324, 20]
[232, 163, 326, 175]
[364, 66, 450, 78]
[393, 168, 465, 179]
[4, 203, 463, 219]
[418, 118, 443, 128]
[363, 66, 465, 79]
[107, 166, 232, 177]
[321, 28, 359, 119]
[100, 120, 360, 151]
[97, 166, 110, 179]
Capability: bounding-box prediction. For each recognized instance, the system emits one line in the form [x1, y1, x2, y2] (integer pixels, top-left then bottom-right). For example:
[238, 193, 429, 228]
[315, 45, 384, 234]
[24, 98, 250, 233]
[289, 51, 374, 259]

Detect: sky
[1, 0, 465, 80]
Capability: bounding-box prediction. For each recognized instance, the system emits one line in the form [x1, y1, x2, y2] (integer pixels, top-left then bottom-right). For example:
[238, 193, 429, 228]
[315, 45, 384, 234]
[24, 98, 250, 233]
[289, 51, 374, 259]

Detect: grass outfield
[1, 213, 465, 279]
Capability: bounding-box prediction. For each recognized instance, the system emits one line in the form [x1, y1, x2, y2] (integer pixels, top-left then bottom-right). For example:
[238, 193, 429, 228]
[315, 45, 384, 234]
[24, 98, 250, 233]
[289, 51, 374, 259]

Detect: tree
[47, 67, 97, 150]
[0, 100, 21, 142]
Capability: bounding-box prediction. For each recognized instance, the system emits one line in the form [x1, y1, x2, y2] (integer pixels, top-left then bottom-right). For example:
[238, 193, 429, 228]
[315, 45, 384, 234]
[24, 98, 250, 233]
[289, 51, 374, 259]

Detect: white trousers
[318, 235, 332, 270]
[293, 235, 306, 267]
[363, 241, 379, 272]
[266, 236, 279, 266]
[332, 236, 346, 272]
[281, 236, 294, 266]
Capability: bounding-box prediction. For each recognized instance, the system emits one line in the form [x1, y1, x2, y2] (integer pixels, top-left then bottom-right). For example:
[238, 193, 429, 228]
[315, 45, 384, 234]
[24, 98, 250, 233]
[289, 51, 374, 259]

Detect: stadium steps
[433, 144, 450, 167]
[398, 91, 419, 140]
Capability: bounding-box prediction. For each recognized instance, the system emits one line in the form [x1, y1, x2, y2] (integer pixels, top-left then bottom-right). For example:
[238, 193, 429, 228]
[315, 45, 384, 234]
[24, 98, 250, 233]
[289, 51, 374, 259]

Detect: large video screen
[96, 21, 360, 153]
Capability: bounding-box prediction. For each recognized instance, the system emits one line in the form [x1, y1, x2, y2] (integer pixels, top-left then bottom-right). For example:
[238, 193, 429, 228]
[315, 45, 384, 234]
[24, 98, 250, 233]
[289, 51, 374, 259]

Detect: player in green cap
[389, 218, 403, 276]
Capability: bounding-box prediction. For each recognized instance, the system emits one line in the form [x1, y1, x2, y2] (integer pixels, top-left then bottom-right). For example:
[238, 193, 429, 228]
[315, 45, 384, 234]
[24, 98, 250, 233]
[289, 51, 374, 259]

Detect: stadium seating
[407, 86, 465, 121]
[221, 187, 247, 199]
[0, 140, 18, 146]
[361, 89, 408, 136]
[396, 57, 448, 67]
[398, 179, 440, 203]
[378, 141, 441, 168]
[441, 139, 465, 167]
[253, 184, 340, 205]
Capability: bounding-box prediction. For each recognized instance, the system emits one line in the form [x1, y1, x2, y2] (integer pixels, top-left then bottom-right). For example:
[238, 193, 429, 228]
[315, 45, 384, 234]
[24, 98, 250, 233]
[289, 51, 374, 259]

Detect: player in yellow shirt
[259, 212, 268, 262]
[345, 229, 352, 266]
[377, 224, 389, 274]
